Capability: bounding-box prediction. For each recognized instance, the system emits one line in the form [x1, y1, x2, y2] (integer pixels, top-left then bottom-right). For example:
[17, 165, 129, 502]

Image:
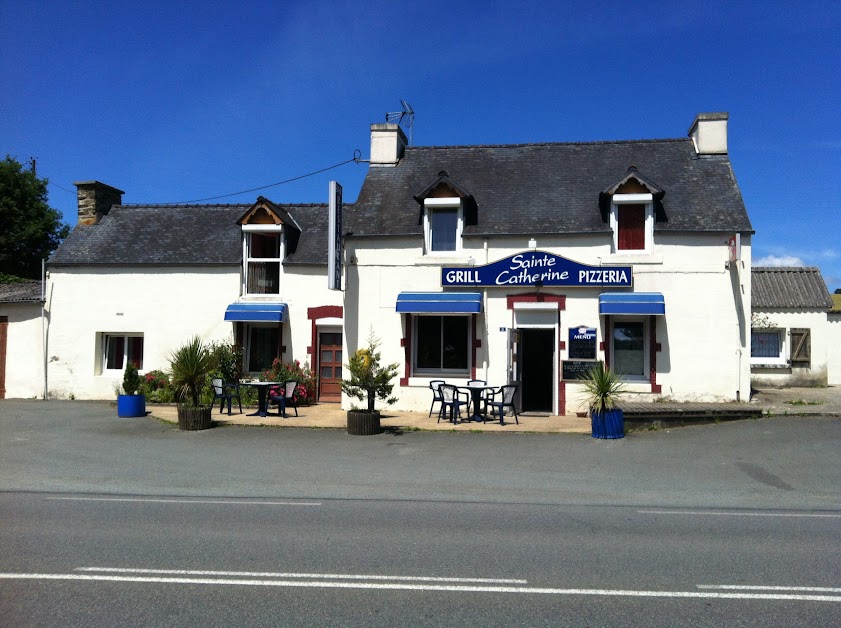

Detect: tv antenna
[386, 99, 415, 145]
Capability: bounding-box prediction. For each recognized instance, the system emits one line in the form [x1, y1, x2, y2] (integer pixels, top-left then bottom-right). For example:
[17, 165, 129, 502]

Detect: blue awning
[599, 292, 665, 315]
[396, 292, 482, 314]
[224, 302, 287, 322]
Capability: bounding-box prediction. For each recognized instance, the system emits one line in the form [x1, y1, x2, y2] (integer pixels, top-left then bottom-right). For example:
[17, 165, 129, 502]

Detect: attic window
[244, 229, 284, 295]
[424, 198, 462, 254]
[610, 179, 654, 253]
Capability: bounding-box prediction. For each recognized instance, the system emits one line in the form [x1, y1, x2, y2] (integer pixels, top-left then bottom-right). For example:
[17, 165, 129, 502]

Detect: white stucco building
[44, 186, 343, 401]
[750, 267, 836, 387]
[3, 112, 769, 415]
[0, 281, 44, 399]
[344, 113, 754, 414]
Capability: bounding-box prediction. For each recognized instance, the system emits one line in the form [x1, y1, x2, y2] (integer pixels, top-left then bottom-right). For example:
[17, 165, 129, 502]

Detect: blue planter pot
[591, 408, 624, 439]
[117, 394, 146, 418]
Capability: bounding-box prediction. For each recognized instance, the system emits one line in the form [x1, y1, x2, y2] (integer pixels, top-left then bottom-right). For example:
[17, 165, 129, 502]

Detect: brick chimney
[369, 123, 407, 166]
[688, 112, 728, 155]
[74, 181, 124, 225]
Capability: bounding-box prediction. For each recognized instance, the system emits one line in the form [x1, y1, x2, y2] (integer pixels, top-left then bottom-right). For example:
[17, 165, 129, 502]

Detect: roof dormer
[598, 168, 666, 255]
[237, 197, 302, 296]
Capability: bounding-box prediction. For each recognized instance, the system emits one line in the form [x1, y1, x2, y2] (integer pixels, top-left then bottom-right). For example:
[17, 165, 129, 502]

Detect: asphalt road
[1, 400, 840, 626]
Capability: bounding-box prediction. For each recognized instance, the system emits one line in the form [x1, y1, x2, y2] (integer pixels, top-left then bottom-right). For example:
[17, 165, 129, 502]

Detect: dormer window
[413, 171, 475, 257]
[237, 197, 301, 297]
[611, 194, 653, 252]
[245, 229, 284, 295]
[424, 198, 462, 254]
[601, 169, 663, 255]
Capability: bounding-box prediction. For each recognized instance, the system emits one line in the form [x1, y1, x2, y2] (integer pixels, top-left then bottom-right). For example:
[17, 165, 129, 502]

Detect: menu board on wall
[562, 360, 602, 381]
[568, 326, 597, 360]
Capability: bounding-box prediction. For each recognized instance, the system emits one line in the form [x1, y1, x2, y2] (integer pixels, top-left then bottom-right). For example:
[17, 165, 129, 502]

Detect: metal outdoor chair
[428, 379, 446, 417]
[438, 383, 469, 424]
[269, 380, 299, 417]
[487, 384, 519, 425]
[211, 377, 242, 415]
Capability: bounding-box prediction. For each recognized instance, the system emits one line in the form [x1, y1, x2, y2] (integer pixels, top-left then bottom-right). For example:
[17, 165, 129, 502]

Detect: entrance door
[519, 328, 555, 413]
[318, 331, 342, 402]
[507, 328, 522, 412]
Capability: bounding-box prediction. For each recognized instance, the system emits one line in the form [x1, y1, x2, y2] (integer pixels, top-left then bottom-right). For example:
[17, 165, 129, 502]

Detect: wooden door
[318, 332, 342, 402]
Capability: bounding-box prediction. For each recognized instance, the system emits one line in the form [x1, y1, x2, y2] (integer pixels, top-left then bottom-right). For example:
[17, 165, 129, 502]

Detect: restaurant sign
[442, 251, 632, 288]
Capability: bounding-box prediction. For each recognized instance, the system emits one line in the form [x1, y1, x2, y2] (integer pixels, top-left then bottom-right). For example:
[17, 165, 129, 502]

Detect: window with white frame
[751, 328, 786, 366]
[413, 315, 470, 374]
[244, 228, 284, 295]
[423, 198, 462, 254]
[610, 194, 654, 253]
[101, 334, 143, 372]
[611, 319, 646, 379]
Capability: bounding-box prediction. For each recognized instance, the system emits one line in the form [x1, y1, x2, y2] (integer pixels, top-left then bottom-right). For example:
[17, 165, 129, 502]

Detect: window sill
[408, 376, 471, 386]
[750, 362, 790, 369]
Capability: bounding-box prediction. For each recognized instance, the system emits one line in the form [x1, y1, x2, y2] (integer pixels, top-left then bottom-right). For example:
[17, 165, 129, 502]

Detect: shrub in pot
[170, 335, 214, 431]
[341, 331, 399, 435]
[582, 362, 626, 439]
[117, 363, 146, 418]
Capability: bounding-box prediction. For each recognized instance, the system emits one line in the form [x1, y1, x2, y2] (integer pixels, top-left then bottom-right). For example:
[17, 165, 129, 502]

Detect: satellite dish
[386, 100, 415, 145]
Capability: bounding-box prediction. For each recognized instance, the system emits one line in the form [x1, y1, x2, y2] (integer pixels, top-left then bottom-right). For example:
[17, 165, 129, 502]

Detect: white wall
[1, 302, 45, 399]
[343, 231, 751, 414]
[46, 267, 241, 399]
[751, 308, 833, 386]
[282, 265, 344, 368]
[829, 313, 841, 386]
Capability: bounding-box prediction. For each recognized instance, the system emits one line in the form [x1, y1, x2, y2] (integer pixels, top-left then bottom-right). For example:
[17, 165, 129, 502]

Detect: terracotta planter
[177, 405, 213, 431]
[346, 410, 381, 436]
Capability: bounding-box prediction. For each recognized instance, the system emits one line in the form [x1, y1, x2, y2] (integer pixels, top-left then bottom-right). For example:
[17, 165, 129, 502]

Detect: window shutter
[790, 328, 811, 367]
[618, 204, 645, 250]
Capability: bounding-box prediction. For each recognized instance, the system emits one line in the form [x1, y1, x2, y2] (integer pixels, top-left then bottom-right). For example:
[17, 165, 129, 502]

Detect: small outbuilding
[750, 266, 835, 386]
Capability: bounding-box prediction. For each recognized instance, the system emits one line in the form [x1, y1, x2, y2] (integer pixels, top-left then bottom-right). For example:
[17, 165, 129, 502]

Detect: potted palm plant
[341, 331, 399, 435]
[117, 363, 146, 417]
[169, 335, 215, 430]
[582, 362, 626, 439]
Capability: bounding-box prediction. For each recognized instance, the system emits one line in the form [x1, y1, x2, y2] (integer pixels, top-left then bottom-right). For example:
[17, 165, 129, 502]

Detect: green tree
[0, 156, 70, 279]
[341, 330, 399, 412]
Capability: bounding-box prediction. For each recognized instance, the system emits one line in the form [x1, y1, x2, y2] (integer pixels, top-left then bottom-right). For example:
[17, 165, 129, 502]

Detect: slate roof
[751, 267, 834, 309]
[349, 138, 753, 237]
[0, 280, 42, 303]
[49, 203, 334, 266]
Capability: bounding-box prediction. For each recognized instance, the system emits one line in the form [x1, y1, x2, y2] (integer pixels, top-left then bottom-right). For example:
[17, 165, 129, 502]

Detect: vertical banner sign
[328, 181, 342, 291]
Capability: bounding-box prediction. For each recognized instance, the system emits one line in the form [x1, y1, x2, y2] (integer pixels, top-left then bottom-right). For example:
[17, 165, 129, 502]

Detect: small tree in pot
[117, 362, 146, 418]
[582, 362, 626, 439]
[341, 331, 399, 435]
[170, 335, 215, 430]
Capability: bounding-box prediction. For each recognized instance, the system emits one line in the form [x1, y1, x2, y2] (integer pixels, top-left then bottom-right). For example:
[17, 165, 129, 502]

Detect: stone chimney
[369, 123, 407, 166]
[688, 112, 728, 155]
[74, 181, 125, 225]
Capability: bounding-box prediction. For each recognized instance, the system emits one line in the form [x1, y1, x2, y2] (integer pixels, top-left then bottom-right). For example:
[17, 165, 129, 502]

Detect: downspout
[41, 258, 47, 400]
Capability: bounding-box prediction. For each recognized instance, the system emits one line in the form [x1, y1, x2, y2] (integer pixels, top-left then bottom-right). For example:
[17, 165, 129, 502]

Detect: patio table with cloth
[462, 383, 498, 422]
[242, 381, 281, 417]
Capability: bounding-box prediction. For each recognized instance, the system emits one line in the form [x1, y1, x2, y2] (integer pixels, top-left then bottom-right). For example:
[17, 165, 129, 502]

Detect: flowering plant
[261, 358, 317, 405]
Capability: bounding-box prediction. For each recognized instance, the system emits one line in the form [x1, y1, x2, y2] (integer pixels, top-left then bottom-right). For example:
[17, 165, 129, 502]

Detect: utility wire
[162, 152, 361, 204]
[45, 151, 362, 204]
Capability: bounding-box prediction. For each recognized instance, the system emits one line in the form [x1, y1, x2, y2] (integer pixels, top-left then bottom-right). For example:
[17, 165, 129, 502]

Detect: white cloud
[753, 255, 806, 267]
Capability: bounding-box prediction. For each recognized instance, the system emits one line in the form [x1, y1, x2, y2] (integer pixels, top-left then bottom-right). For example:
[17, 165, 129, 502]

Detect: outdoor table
[242, 381, 281, 417]
[463, 383, 499, 423]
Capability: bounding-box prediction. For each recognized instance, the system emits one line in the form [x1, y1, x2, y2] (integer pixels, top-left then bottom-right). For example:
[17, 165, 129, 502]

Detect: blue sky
[2, 1, 839, 290]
